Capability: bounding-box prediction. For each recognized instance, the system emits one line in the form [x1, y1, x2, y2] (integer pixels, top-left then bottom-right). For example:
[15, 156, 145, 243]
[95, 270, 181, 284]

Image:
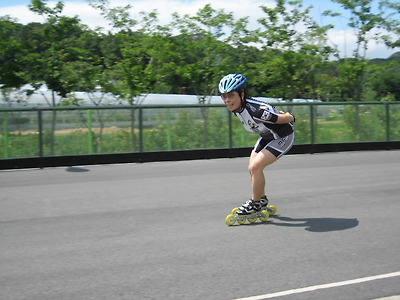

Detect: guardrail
[1, 101, 400, 162]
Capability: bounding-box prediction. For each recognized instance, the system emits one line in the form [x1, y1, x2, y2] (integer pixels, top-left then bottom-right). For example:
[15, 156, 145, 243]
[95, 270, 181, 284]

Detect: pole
[166, 108, 172, 150]
[3, 112, 8, 158]
[87, 110, 93, 154]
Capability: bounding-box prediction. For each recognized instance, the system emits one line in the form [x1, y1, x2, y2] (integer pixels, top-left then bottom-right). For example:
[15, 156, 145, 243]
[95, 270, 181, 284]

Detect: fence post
[309, 104, 315, 144]
[87, 109, 93, 154]
[166, 108, 172, 150]
[38, 110, 44, 158]
[139, 107, 143, 152]
[3, 112, 8, 158]
[385, 103, 390, 141]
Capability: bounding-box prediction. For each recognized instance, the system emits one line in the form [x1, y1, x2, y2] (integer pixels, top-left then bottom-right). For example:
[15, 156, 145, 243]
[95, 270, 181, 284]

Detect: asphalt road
[1, 150, 400, 300]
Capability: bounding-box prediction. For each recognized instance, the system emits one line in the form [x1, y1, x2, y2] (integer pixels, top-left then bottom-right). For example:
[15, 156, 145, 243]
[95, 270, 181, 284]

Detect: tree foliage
[0, 0, 399, 105]
[324, 0, 400, 101]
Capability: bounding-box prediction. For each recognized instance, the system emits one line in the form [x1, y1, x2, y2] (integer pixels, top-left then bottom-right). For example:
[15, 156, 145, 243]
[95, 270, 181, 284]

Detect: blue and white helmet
[218, 74, 247, 93]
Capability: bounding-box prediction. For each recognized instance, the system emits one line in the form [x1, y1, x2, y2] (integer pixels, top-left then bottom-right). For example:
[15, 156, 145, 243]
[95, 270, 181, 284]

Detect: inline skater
[219, 73, 295, 219]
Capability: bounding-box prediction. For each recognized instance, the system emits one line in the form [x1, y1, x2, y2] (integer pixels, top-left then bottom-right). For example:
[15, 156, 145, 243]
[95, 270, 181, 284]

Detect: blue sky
[0, 0, 398, 58]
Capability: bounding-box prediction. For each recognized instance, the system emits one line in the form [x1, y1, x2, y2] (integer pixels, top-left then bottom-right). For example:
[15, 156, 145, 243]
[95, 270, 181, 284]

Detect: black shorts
[253, 133, 294, 158]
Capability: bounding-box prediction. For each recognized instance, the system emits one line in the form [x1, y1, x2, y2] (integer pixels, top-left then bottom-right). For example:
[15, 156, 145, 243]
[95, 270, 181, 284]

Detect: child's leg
[248, 149, 278, 201]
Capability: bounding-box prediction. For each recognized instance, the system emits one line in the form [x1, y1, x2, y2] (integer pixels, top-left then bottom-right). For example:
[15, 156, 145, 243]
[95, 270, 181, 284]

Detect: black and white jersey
[234, 98, 294, 140]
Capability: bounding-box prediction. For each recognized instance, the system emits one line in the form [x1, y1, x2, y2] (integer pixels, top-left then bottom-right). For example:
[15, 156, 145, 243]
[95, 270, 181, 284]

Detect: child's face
[221, 91, 242, 111]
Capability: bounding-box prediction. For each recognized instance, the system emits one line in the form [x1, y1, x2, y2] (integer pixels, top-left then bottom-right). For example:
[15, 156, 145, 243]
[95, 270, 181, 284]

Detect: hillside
[370, 51, 400, 65]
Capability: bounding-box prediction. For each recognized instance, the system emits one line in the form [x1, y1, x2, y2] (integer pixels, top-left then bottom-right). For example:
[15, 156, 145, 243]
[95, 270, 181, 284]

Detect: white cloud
[79, 0, 272, 31]
[0, 0, 397, 59]
[326, 29, 356, 58]
[0, 0, 272, 30]
[0, 4, 43, 23]
[367, 41, 397, 60]
[327, 28, 397, 59]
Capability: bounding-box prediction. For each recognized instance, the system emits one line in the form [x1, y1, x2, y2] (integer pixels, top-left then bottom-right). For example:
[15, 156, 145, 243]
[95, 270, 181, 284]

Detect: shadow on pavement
[65, 166, 90, 173]
[270, 215, 359, 232]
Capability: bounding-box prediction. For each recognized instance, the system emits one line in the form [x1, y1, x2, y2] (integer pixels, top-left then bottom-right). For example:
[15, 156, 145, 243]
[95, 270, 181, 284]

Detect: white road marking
[233, 271, 400, 300]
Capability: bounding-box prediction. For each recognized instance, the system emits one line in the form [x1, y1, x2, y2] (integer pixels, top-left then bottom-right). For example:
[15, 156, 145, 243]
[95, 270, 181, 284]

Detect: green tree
[255, 0, 334, 101]
[28, 0, 88, 102]
[324, 0, 399, 102]
[377, 1, 400, 48]
[89, 0, 161, 151]
[322, 0, 399, 140]
[370, 61, 400, 100]
[0, 16, 32, 114]
[171, 4, 234, 97]
[0, 17, 27, 90]
[28, 0, 89, 154]
[170, 4, 253, 147]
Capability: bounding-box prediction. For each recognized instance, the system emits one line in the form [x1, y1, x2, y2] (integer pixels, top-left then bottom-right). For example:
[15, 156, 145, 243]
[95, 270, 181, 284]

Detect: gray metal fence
[1, 101, 400, 159]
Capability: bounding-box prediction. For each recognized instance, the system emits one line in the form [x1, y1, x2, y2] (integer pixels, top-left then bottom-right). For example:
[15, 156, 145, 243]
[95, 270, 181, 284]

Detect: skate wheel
[259, 210, 270, 222]
[231, 207, 239, 214]
[237, 217, 246, 225]
[248, 214, 257, 223]
[225, 214, 236, 226]
[267, 205, 277, 216]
